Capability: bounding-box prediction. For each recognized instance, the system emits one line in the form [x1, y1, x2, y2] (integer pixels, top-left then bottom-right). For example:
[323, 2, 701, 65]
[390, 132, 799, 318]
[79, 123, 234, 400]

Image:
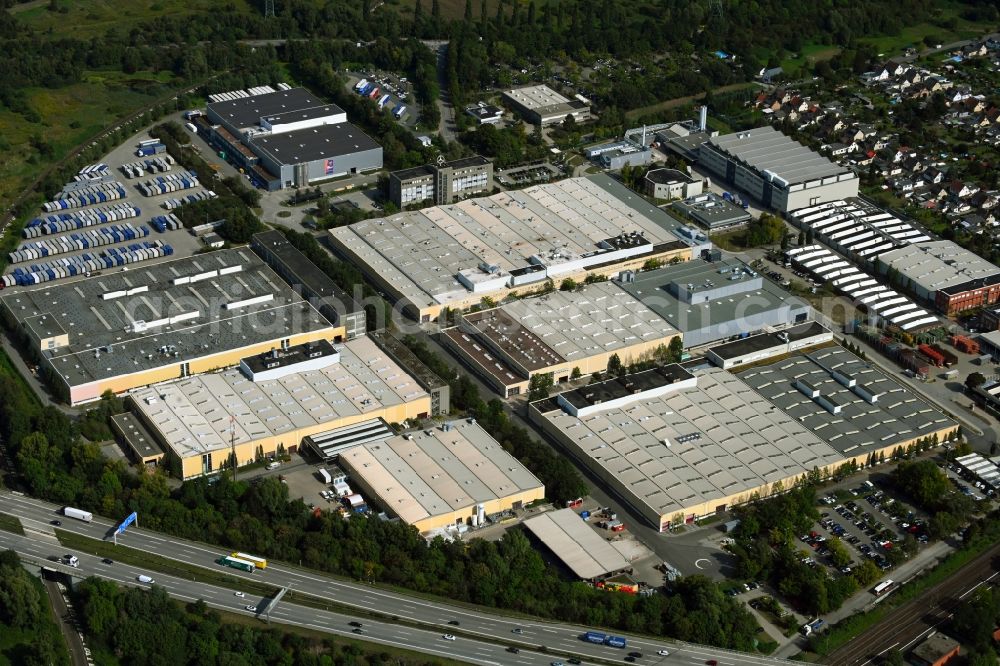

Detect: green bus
[217, 556, 255, 573]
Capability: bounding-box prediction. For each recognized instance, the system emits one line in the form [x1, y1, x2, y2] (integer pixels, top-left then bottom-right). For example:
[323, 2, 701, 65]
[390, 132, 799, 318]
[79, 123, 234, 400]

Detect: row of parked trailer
[24, 204, 141, 238]
[150, 214, 183, 232]
[10, 224, 150, 263]
[138, 171, 200, 197]
[122, 156, 174, 179]
[73, 163, 111, 182]
[163, 191, 216, 210]
[207, 85, 277, 103]
[42, 181, 128, 212]
[354, 79, 406, 119]
[1, 241, 174, 290]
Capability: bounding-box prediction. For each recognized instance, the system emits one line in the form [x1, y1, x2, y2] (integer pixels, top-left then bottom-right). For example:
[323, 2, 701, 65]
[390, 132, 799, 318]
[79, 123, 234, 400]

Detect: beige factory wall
[330, 229, 694, 323]
[174, 395, 432, 480]
[528, 400, 959, 531]
[341, 454, 545, 533]
[65, 327, 339, 405]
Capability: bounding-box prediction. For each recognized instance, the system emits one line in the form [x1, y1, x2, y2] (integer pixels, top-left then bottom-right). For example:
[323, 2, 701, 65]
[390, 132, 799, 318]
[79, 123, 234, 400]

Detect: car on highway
[568, 659, 581, 665]
[136, 575, 154, 584]
[234, 592, 245, 598]
[658, 649, 670, 656]
[507, 647, 520, 653]
[628, 652, 643, 659]
[349, 621, 363, 628]
[245, 605, 258, 612]
[625, 659, 636, 663]
[50, 520, 61, 526]
[442, 634, 456, 641]
[352, 628, 364, 634]
[706, 660, 718, 665]
[102, 558, 114, 565]
[550, 662, 565, 666]
[512, 627, 524, 634]
[447, 620, 460, 626]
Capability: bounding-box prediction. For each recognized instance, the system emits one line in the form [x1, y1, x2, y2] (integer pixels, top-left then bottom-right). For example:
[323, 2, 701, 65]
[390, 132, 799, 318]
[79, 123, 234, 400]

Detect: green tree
[966, 372, 987, 390]
[560, 278, 578, 291]
[607, 353, 623, 377]
[667, 336, 684, 363]
[527, 373, 554, 401]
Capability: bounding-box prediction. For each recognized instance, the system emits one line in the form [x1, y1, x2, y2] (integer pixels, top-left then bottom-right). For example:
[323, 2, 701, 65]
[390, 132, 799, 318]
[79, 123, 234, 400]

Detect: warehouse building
[250, 230, 366, 339]
[126, 336, 432, 479]
[698, 126, 858, 213]
[337, 419, 544, 533]
[204, 86, 382, 191]
[369, 330, 450, 416]
[617, 257, 812, 348]
[790, 199, 930, 262]
[388, 156, 494, 207]
[522, 508, 632, 581]
[0, 248, 336, 406]
[673, 192, 751, 231]
[584, 140, 652, 170]
[874, 240, 1000, 315]
[440, 281, 680, 397]
[330, 175, 707, 322]
[465, 104, 503, 125]
[706, 321, 833, 369]
[644, 168, 704, 201]
[501, 85, 591, 126]
[111, 412, 165, 469]
[785, 245, 939, 332]
[529, 350, 956, 530]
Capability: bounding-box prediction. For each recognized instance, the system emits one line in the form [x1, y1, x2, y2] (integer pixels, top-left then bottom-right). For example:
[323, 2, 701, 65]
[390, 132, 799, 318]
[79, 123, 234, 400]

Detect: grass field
[0, 513, 24, 535]
[624, 82, 758, 122]
[12, 0, 256, 38]
[0, 72, 178, 211]
[780, 43, 841, 77]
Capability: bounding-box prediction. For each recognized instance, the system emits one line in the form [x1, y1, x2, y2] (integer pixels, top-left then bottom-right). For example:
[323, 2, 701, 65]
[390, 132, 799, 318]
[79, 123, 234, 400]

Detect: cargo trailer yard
[1, 131, 211, 293]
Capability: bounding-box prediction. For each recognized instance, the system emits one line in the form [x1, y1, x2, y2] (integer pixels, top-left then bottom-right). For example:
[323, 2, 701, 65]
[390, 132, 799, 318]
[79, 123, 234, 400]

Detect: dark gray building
[203, 86, 382, 191]
[251, 230, 366, 340]
[672, 192, 751, 231]
[369, 330, 450, 416]
[388, 156, 493, 207]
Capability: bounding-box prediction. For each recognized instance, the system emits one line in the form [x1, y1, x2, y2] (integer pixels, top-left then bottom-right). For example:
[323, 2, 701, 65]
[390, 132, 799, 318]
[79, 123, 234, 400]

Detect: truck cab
[63, 554, 79, 567]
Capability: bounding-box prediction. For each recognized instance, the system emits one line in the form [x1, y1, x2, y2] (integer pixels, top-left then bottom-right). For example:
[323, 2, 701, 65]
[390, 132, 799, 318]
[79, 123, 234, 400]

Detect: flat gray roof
[207, 87, 344, 131]
[330, 175, 694, 308]
[739, 347, 955, 456]
[708, 321, 830, 360]
[877, 240, 1000, 294]
[673, 193, 751, 228]
[705, 126, 850, 186]
[522, 508, 632, 579]
[617, 258, 809, 335]
[112, 412, 165, 460]
[458, 281, 676, 370]
[250, 122, 379, 166]
[128, 336, 427, 459]
[0, 248, 332, 388]
[536, 366, 844, 517]
[339, 419, 543, 526]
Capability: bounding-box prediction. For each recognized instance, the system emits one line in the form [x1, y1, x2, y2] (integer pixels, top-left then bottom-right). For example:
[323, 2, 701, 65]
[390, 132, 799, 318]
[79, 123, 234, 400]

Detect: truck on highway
[605, 636, 627, 648]
[63, 507, 93, 522]
[63, 554, 79, 567]
[582, 631, 607, 644]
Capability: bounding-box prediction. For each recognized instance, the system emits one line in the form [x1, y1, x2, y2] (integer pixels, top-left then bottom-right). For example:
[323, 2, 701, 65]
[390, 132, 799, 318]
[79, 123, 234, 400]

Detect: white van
[136, 575, 154, 584]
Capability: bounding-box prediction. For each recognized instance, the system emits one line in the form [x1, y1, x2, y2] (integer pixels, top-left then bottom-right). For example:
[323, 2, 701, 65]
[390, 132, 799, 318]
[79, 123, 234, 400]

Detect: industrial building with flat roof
[388, 156, 494, 207]
[616, 257, 811, 348]
[204, 86, 381, 191]
[706, 321, 834, 369]
[369, 330, 450, 416]
[875, 240, 1000, 315]
[440, 281, 680, 397]
[698, 126, 858, 213]
[739, 347, 957, 460]
[330, 175, 706, 322]
[126, 336, 431, 479]
[672, 192, 751, 231]
[0, 248, 336, 406]
[529, 350, 956, 530]
[337, 419, 544, 533]
[501, 84, 591, 125]
[251, 230, 365, 339]
[522, 508, 632, 580]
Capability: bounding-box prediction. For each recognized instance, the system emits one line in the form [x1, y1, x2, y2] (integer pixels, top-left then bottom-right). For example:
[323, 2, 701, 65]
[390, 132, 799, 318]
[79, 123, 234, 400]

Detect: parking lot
[344, 71, 419, 129]
[2, 125, 217, 291]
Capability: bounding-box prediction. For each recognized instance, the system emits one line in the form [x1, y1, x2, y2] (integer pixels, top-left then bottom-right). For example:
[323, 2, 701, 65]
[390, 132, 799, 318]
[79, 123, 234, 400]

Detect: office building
[388, 156, 494, 207]
[673, 193, 751, 231]
[645, 168, 704, 201]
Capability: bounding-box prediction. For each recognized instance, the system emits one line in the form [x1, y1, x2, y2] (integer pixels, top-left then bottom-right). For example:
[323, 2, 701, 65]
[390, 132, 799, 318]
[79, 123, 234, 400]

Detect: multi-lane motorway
[0, 491, 797, 666]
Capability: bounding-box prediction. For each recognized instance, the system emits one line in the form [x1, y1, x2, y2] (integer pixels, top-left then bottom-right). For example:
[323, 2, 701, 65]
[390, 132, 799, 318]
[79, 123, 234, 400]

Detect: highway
[823, 542, 1000, 666]
[1, 491, 794, 666]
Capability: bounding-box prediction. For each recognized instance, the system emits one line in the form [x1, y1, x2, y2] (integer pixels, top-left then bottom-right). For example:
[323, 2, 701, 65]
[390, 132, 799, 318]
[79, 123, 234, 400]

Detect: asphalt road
[1, 490, 794, 666]
[822, 542, 1000, 666]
